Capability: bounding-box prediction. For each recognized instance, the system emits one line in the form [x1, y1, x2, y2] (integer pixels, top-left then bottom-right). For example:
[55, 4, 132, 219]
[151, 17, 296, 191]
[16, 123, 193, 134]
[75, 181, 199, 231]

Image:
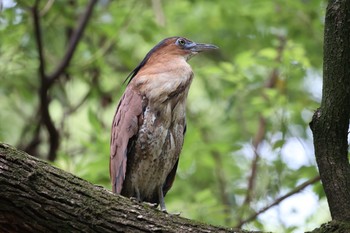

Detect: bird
[110, 36, 218, 212]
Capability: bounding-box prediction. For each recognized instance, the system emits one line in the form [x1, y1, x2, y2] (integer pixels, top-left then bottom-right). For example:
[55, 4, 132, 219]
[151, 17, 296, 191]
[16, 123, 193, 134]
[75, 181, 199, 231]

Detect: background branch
[47, 0, 98, 87]
[235, 175, 320, 228]
[32, 0, 45, 80]
[25, 0, 98, 161]
[31, 0, 59, 161]
[238, 36, 286, 224]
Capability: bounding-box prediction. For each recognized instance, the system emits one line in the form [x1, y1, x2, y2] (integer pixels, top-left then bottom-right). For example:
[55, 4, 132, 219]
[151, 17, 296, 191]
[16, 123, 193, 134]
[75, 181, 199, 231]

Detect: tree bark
[310, 0, 350, 222]
[0, 143, 255, 233]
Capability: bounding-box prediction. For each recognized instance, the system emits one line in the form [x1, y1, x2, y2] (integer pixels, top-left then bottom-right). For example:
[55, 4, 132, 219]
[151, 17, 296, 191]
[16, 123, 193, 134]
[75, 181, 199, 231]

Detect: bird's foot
[130, 197, 141, 203]
[159, 206, 180, 215]
[143, 201, 158, 208]
[160, 208, 181, 216]
[130, 197, 159, 209]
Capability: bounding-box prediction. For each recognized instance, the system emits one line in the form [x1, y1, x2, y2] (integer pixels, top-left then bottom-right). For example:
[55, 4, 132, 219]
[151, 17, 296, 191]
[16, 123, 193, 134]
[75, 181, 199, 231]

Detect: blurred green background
[0, 0, 328, 232]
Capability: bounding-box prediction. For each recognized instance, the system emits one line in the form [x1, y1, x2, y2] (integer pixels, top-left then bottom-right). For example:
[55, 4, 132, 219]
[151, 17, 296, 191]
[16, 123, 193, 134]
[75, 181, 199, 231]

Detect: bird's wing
[163, 159, 179, 196]
[110, 87, 143, 193]
[162, 123, 187, 196]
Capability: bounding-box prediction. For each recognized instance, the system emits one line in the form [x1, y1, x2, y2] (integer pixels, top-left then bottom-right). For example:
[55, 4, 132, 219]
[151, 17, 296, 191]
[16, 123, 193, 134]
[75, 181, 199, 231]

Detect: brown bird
[110, 36, 218, 212]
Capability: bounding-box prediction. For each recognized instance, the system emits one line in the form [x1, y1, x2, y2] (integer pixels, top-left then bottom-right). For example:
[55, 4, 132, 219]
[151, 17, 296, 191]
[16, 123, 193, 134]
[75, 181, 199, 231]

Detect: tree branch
[239, 36, 286, 222]
[310, 0, 350, 221]
[28, 0, 98, 161]
[235, 175, 320, 228]
[190, 120, 233, 225]
[211, 150, 232, 225]
[31, 0, 59, 162]
[32, 0, 45, 80]
[0, 143, 258, 233]
[242, 116, 266, 208]
[47, 0, 98, 87]
[151, 0, 166, 26]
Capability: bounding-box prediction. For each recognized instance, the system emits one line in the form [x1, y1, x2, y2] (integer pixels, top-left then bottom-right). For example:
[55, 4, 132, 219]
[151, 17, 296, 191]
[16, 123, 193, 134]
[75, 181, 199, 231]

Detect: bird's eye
[178, 39, 185, 46]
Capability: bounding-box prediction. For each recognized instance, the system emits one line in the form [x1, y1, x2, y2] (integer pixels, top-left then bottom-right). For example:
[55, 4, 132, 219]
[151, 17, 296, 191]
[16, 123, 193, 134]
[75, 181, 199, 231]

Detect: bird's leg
[158, 186, 180, 215]
[130, 187, 158, 208]
[158, 187, 167, 213]
[135, 187, 141, 201]
[130, 187, 142, 202]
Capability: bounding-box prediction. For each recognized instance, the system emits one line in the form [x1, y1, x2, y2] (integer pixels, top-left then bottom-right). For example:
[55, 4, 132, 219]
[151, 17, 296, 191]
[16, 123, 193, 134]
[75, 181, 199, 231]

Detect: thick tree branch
[310, 0, 350, 221]
[0, 143, 259, 233]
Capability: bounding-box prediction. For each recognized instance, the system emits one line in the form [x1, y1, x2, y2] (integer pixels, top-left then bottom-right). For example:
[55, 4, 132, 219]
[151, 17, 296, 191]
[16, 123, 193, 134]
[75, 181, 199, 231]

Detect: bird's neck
[130, 58, 194, 104]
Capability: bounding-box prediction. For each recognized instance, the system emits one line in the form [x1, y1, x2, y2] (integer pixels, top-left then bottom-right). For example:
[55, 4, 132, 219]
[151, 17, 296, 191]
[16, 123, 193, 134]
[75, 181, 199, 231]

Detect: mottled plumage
[110, 36, 217, 211]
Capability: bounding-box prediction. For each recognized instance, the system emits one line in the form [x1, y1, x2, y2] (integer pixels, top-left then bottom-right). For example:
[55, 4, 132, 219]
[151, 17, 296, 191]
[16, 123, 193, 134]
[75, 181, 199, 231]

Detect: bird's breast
[134, 60, 194, 104]
[138, 91, 187, 159]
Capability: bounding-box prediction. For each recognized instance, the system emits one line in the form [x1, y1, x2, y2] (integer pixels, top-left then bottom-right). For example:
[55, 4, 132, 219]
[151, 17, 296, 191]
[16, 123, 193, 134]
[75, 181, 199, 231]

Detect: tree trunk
[0, 143, 252, 233]
[310, 0, 350, 222]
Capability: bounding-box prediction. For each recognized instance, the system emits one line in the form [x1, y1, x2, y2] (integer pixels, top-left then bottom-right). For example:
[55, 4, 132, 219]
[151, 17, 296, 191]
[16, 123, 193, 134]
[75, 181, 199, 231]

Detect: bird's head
[124, 36, 218, 84]
[156, 37, 218, 60]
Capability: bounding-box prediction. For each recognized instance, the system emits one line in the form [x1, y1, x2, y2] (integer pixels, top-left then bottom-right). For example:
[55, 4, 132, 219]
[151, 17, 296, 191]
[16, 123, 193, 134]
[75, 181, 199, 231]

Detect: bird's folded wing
[110, 87, 143, 193]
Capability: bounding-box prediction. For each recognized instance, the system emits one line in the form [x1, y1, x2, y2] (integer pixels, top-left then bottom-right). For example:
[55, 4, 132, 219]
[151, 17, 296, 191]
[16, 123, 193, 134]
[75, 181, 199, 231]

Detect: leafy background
[0, 0, 328, 232]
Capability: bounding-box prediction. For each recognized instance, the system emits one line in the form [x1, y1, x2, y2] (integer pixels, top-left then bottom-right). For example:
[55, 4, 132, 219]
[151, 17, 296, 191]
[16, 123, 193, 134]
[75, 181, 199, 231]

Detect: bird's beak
[187, 42, 219, 52]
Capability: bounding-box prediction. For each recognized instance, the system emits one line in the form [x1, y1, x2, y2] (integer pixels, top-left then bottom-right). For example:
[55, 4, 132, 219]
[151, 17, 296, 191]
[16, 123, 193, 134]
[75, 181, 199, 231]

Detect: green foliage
[0, 0, 328, 232]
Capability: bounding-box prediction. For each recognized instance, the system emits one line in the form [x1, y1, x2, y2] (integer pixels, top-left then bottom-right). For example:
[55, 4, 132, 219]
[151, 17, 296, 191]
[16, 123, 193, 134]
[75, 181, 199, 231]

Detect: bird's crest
[123, 37, 181, 85]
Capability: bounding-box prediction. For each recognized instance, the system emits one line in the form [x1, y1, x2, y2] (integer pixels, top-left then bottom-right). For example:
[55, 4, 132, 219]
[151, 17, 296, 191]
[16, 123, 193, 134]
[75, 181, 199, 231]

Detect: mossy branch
[0, 142, 255, 233]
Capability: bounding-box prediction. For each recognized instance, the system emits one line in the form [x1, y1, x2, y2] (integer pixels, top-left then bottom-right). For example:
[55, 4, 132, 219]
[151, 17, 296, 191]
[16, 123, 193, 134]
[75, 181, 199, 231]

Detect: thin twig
[186, 111, 233, 224]
[151, 0, 166, 26]
[235, 175, 321, 228]
[237, 36, 286, 225]
[39, 0, 54, 16]
[211, 150, 232, 225]
[243, 116, 266, 206]
[32, 0, 46, 81]
[47, 0, 98, 87]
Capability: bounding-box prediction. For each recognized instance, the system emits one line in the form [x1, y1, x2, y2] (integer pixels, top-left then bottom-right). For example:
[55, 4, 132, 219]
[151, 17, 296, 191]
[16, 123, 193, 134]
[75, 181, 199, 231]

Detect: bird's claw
[130, 197, 140, 203]
[143, 201, 158, 208]
[164, 211, 181, 216]
[160, 208, 181, 216]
